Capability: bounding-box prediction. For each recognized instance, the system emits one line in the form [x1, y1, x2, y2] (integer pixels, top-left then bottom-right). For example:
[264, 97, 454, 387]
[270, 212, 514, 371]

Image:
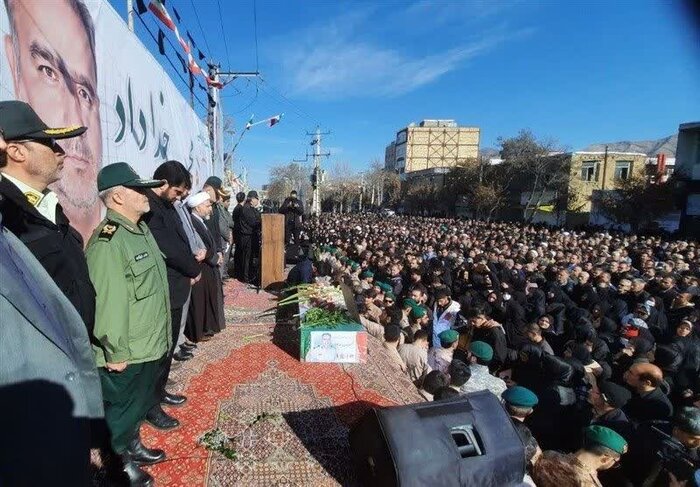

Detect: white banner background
[1, 0, 213, 239]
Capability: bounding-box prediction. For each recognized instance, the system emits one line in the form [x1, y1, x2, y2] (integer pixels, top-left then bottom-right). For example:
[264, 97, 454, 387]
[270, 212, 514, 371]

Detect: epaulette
[98, 221, 120, 241]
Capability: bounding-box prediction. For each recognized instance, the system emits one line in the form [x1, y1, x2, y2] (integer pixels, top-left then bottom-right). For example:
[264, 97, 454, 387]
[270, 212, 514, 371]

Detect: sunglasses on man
[9, 137, 60, 150]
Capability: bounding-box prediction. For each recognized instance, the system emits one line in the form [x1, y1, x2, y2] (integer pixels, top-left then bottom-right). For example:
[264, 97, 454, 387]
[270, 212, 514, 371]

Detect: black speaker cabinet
[349, 390, 526, 486]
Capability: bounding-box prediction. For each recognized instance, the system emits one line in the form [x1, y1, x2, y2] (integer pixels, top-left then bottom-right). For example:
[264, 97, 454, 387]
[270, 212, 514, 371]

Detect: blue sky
[113, 0, 700, 188]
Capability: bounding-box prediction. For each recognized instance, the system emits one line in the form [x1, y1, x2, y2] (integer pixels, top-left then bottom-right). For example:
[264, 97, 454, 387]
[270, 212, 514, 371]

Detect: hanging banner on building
[0, 0, 213, 241]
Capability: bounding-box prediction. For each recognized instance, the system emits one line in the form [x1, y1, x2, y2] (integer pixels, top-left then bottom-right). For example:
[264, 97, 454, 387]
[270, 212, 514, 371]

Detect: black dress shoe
[127, 433, 166, 466]
[119, 453, 154, 487]
[162, 392, 187, 406]
[145, 406, 180, 430]
[173, 350, 193, 361]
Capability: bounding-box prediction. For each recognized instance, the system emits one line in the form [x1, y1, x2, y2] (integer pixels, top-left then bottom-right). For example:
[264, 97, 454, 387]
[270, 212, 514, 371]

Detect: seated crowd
[308, 213, 700, 486]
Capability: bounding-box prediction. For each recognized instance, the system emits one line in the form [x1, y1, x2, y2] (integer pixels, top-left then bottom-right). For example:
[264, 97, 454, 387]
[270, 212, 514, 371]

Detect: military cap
[360, 270, 374, 278]
[328, 247, 338, 255]
[502, 386, 539, 408]
[402, 298, 418, 309]
[0, 100, 86, 140]
[384, 292, 396, 301]
[470, 341, 494, 362]
[350, 262, 360, 270]
[411, 306, 427, 319]
[583, 425, 627, 455]
[675, 407, 700, 436]
[377, 282, 393, 293]
[438, 329, 459, 346]
[97, 162, 165, 192]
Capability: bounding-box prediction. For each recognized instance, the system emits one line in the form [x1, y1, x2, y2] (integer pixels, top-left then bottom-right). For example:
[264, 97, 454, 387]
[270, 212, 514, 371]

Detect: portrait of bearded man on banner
[4, 0, 103, 241]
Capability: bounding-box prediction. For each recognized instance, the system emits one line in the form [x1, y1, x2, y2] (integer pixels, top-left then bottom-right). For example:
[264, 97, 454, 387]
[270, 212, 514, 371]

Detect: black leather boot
[172, 350, 193, 361]
[145, 405, 180, 430]
[119, 452, 154, 487]
[162, 392, 187, 406]
[127, 431, 166, 466]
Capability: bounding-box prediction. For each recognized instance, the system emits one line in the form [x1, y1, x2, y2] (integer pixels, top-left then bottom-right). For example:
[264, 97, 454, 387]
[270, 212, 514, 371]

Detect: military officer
[86, 163, 171, 487]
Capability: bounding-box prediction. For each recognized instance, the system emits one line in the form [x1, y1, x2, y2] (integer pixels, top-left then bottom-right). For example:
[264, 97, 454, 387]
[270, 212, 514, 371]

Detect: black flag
[175, 52, 187, 73]
[172, 6, 181, 23]
[157, 29, 165, 55]
[198, 49, 206, 61]
[186, 31, 197, 49]
[135, 0, 147, 15]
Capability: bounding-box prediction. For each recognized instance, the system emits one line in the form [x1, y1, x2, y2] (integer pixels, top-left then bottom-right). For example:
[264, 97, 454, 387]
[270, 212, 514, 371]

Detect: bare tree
[266, 162, 312, 209]
[597, 175, 677, 232]
[497, 129, 567, 222]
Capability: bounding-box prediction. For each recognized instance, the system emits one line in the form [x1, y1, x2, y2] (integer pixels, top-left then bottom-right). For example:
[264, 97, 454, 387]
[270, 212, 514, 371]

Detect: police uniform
[87, 210, 171, 454]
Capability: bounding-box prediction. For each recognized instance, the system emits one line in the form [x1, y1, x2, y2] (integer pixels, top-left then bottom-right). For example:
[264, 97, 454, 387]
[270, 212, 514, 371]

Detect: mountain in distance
[581, 134, 677, 157]
[479, 147, 500, 158]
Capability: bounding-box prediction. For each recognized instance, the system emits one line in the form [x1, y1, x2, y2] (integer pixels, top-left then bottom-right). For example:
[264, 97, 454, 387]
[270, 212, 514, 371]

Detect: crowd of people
[309, 212, 700, 486]
[1, 97, 698, 486]
[0, 100, 264, 486]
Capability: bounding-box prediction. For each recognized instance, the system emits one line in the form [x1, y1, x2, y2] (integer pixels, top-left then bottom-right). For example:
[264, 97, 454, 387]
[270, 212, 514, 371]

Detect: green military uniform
[86, 208, 171, 453]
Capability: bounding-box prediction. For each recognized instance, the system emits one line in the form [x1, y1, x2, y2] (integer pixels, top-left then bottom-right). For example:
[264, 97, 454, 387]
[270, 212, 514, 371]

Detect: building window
[581, 161, 598, 182]
[614, 161, 632, 180]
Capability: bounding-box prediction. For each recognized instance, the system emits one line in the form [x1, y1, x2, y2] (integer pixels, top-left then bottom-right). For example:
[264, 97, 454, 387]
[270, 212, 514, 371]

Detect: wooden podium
[260, 214, 285, 289]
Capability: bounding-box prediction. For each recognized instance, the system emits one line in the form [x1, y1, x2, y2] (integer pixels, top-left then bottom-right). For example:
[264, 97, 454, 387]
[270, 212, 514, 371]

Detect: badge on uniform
[24, 192, 40, 206]
[99, 222, 119, 241]
[134, 252, 149, 262]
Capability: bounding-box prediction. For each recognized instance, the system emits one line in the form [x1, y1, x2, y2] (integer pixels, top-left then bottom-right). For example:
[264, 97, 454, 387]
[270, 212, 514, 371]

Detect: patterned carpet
[138, 279, 424, 486]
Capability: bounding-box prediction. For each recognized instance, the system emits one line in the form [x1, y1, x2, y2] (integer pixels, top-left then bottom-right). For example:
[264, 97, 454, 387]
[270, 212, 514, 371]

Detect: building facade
[676, 122, 700, 236]
[391, 120, 480, 174]
[566, 151, 648, 214]
[384, 141, 397, 171]
[515, 151, 648, 226]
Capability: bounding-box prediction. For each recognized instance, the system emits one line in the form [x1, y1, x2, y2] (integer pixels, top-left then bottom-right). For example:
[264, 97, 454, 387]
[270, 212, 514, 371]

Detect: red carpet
[139, 280, 424, 486]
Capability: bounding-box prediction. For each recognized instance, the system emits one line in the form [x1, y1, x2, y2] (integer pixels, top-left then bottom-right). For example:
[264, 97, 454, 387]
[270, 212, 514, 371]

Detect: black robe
[186, 215, 225, 342]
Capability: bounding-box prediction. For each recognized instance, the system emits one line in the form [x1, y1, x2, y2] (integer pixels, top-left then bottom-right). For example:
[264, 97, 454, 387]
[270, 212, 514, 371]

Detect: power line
[257, 78, 318, 124]
[188, 0, 213, 58]
[252, 0, 260, 71]
[134, 12, 207, 110]
[216, 0, 233, 71]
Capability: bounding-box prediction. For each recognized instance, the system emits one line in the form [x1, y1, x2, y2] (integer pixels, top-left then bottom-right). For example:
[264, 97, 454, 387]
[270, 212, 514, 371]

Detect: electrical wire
[189, 0, 213, 59]
[252, 0, 260, 72]
[224, 80, 261, 116]
[257, 78, 319, 124]
[134, 12, 208, 110]
[216, 0, 233, 71]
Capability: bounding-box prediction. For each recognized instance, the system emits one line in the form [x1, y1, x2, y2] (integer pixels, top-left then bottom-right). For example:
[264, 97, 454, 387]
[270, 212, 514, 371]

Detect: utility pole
[206, 63, 259, 177]
[126, 0, 134, 32]
[309, 127, 330, 216]
[601, 144, 609, 190]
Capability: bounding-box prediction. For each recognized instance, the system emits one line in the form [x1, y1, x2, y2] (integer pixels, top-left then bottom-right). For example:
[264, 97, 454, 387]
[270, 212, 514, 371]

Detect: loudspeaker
[349, 390, 526, 487]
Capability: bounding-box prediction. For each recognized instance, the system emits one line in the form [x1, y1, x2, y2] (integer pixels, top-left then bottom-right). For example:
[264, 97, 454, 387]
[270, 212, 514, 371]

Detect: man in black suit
[279, 190, 304, 245]
[235, 190, 262, 285]
[143, 161, 201, 429]
[623, 362, 674, 423]
[230, 191, 246, 278]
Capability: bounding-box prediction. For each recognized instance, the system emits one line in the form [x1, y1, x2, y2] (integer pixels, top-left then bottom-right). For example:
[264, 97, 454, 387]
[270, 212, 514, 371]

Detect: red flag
[148, 0, 175, 31]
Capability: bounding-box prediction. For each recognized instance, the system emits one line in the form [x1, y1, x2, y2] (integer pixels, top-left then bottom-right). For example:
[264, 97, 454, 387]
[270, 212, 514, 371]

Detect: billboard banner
[0, 0, 213, 241]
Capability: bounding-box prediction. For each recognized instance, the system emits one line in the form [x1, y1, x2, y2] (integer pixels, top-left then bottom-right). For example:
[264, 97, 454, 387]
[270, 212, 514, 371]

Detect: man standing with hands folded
[86, 162, 171, 486]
